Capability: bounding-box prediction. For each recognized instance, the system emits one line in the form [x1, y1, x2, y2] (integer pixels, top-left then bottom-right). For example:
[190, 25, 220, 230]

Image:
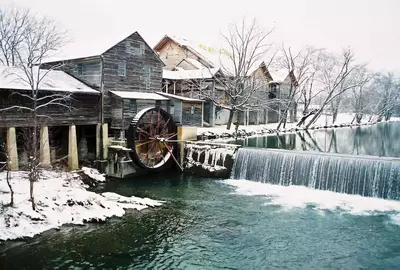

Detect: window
[118, 61, 126, 76]
[77, 63, 83, 75]
[126, 40, 145, 55]
[129, 100, 136, 113]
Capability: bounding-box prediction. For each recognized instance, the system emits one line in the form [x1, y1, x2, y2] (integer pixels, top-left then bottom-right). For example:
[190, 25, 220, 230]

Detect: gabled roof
[155, 35, 235, 74]
[44, 31, 164, 65]
[155, 35, 272, 77]
[109, 91, 168, 100]
[0, 66, 98, 93]
[269, 68, 289, 83]
[163, 68, 220, 80]
[176, 58, 206, 70]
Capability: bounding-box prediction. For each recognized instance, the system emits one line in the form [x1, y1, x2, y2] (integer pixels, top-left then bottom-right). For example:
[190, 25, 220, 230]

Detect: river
[1, 122, 400, 269]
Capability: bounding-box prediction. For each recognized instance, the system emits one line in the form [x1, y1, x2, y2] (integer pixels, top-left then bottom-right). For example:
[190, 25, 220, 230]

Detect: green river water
[1, 123, 400, 269]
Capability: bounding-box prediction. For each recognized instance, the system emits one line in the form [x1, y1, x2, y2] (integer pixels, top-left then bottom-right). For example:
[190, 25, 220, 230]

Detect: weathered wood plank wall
[0, 90, 100, 127]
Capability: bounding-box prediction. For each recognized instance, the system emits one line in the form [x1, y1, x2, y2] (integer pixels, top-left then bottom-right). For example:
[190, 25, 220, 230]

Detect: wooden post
[102, 123, 109, 160]
[68, 125, 79, 170]
[6, 127, 18, 171]
[96, 123, 101, 159]
[40, 126, 51, 167]
[201, 102, 204, 127]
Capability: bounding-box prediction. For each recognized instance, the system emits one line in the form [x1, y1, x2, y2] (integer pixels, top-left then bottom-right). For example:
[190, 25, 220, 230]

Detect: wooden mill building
[0, 31, 205, 172]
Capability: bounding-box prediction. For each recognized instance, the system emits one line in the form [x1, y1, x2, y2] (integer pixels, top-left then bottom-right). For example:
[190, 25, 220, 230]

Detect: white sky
[1, 0, 399, 74]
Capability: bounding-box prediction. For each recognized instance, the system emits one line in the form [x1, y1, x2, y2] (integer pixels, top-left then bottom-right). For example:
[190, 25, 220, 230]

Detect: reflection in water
[233, 122, 400, 157]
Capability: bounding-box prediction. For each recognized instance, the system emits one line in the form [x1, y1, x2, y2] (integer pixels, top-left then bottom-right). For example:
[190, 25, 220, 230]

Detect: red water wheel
[127, 107, 180, 172]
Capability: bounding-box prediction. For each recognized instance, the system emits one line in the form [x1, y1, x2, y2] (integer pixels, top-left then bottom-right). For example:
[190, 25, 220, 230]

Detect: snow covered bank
[198, 113, 400, 140]
[0, 170, 163, 241]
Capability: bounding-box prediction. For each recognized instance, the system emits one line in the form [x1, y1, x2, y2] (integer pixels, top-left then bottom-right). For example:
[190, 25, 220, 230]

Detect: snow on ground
[0, 170, 163, 241]
[198, 113, 400, 137]
[81, 166, 106, 182]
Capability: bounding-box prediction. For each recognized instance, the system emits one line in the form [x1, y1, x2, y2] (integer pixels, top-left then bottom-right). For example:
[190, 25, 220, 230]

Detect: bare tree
[0, 6, 68, 210]
[304, 48, 361, 128]
[202, 18, 274, 130]
[0, 142, 13, 207]
[370, 73, 400, 122]
[0, 6, 30, 66]
[348, 68, 375, 124]
[275, 45, 323, 129]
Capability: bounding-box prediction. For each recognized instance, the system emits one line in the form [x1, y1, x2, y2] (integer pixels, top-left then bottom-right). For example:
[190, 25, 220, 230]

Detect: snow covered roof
[163, 68, 220, 80]
[182, 58, 207, 69]
[269, 69, 289, 83]
[109, 91, 168, 100]
[0, 66, 98, 93]
[156, 92, 204, 103]
[43, 31, 162, 64]
[156, 35, 266, 76]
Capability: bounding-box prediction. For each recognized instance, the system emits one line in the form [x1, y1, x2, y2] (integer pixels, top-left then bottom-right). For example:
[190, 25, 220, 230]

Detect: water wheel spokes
[128, 107, 180, 171]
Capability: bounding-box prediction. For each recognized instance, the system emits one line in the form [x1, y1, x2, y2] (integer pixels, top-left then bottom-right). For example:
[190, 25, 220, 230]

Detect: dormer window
[118, 61, 126, 76]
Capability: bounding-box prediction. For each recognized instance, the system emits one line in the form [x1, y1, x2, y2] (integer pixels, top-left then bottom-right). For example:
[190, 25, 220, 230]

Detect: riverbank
[0, 170, 163, 242]
[198, 113, 400, 140]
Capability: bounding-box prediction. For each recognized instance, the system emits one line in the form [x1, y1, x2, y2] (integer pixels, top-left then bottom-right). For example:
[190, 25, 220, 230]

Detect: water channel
[1, 122, 400, 269]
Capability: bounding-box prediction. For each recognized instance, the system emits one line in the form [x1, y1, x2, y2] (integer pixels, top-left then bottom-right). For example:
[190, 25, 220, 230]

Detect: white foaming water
[223, 179, 400, 225]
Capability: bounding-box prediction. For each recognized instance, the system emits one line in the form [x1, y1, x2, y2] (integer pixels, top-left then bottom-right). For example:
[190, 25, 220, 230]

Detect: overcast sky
[1, 0, 399, 73]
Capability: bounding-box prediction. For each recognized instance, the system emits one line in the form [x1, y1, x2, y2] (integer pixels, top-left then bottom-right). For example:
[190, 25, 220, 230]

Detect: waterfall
[231, 148, 400, 200]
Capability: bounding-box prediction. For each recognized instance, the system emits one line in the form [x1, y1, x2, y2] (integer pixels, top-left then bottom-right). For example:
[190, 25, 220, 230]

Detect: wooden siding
[41, 58, 102, 88]
[102, 32, 164, 122]
[181, 102, 202, 126]
[168, 99, 182, 124]
[0, 90, 100, 127]
[108, 98, 169, 130]
[110, 94, 123, 129]
[156, 40, 187, 70]
[72, 60, 102, 87]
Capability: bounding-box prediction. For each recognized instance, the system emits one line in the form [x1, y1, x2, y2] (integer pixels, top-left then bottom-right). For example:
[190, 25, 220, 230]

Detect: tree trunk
[356, 114, 363, 124]
[234, 111, 241, 141]
[332, 108, 338, 124]
[297, 110, 316, 127]
[226, 110, 234, 130]
[6, 168, 14, 206]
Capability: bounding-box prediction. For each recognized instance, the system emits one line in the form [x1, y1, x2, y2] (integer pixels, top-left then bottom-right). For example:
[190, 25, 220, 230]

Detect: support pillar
[68, 125, 79, 170]
[40, 126, 51, 167]
[96, 123, 101, 159]
[102, 123, 109, 160]
[6, 127, 18, 171]
[210, 104, 216, 127]
[177, 126, 197, 167]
